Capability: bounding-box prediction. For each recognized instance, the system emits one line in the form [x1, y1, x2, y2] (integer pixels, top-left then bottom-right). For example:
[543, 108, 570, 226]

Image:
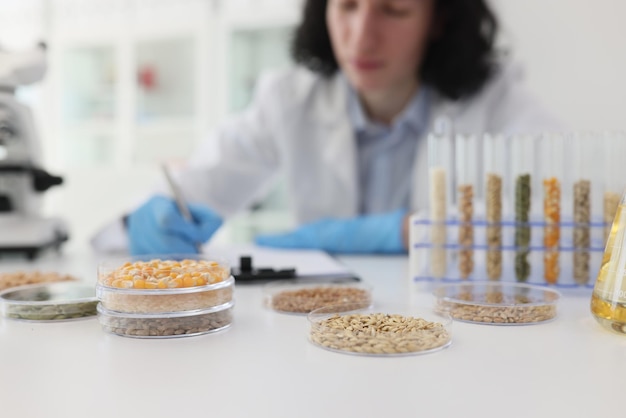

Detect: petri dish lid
[95, 276, 234, 296]
[96, 300, 234, 319]
[0, 282, 98, 321]
[97, 254, 231, 290]
[433, 281, 561, 325]
[0, 282, 96, 305]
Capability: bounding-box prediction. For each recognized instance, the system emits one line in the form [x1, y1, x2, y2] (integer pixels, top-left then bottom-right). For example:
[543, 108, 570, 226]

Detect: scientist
[93, 0, 560, 255]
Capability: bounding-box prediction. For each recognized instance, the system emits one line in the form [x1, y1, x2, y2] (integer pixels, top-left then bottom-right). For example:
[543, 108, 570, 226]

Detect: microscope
[0, 43, 68, 259]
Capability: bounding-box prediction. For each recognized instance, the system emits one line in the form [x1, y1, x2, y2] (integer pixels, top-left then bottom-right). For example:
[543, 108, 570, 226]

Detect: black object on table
[231, 255, 360, 284]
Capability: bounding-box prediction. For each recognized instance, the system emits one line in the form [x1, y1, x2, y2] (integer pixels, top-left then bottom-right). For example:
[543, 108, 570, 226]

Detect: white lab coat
[92, 62, 562, 251]
[176, 62, 560, 220]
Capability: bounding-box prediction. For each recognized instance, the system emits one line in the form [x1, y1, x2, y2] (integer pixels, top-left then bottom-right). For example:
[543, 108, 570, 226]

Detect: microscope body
[0, 44, 68, 259]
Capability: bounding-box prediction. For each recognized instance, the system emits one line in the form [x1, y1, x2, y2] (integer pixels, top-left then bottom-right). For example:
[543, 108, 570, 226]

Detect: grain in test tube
[428, 133, 454, 279]
[455, 134, 479, 279]
[483, 134, 507, 280]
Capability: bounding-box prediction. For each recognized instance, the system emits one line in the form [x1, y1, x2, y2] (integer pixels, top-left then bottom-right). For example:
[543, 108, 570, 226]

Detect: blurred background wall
[0, 0, 624, 249]
[493, 0, 626, 131]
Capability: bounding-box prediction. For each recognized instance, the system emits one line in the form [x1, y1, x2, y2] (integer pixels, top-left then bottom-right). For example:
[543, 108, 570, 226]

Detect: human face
[326, 0, 435, 94]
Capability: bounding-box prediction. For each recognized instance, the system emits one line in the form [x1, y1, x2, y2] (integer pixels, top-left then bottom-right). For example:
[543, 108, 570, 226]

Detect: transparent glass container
[602, 132, 626, 244]
[540, 133, 566, 285]
[263, 280, 372, 315]
[308, 303, 452, 356]
[455, 134, 479, 279]
[483, 134, 508, 280]
[434, 281, 560, 325]
[570, 132, 600, 286]
[0, 282, 98, 322]
[428, 133, 455, 278]
[97, 301, 234, 338]
[96, 254, 233, 314]
[591, 189, 626, 335]
[510, 134, 539, 283]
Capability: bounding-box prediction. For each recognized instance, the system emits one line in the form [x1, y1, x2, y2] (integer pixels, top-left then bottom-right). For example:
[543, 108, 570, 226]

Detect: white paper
[203, 244, 352, 277]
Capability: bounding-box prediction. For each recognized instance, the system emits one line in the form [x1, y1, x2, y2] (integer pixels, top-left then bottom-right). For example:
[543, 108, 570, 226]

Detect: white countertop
[0, 250, 624, 418]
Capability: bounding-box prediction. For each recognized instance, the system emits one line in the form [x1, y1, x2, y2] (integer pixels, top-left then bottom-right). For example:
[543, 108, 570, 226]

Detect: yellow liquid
[591, 202, 626, 334]
[590, 293, 626, 334]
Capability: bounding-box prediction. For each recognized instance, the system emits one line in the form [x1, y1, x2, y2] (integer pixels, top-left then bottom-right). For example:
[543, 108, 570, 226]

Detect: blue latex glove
[255, 209, 407, 254]
[127, 195, 222, 255]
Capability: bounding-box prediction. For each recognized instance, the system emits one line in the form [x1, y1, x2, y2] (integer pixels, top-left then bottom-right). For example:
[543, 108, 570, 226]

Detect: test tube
[428, 133, 454, 279]
[455, 134, 479, 279]
[510, 134, 537, 282]
[570, 132, 597, 285]
[540, 133, 565, 285]
[483, 134, 507, 280]
[603, 131, 626, 243]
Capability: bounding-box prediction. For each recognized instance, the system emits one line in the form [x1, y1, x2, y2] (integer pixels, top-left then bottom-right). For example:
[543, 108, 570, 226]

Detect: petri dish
[0, 282, 98, 321]
[97, 254, 231, 289]
[96, 277, 234, 314]
[264, 280, 372, 315]
[97, 301, 234, 338]
[308, 303, 452, 356]
[433, 281, 560, 325]
[97, 254, 234, 313]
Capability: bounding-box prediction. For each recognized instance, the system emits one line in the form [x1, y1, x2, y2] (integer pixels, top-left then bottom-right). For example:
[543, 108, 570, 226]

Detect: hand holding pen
[161, 164, 203, 253]
[125, 167, 223, 256]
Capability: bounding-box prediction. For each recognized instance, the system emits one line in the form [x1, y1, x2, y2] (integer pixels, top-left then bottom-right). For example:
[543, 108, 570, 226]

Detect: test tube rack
[409, 131, 626, 289]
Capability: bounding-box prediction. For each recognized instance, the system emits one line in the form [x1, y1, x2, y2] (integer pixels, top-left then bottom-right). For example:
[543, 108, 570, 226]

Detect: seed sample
[96, 278, 234, 314]
[5, 300, 98, 321]
[99, 258, 229, 289]
[573, 180, 591, 285]
[0, 282, 97, 321]
[604, 191, 621, 243]
[434, 282, 560, 325]
[266, 285, 371, 314]
[430, 167, 447, 278]
[97, 303, 233, 338]
[486, 173, 503, 280]
[0, 271, 78, 291]
[515, 174, 531, 282]
[543, 177, 561, 284]
[457, 184, 474, 279]
[309, 312, 451, 355]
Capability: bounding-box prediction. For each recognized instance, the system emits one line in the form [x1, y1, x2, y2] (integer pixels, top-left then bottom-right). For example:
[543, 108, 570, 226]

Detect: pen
[161, 164, 203, 254]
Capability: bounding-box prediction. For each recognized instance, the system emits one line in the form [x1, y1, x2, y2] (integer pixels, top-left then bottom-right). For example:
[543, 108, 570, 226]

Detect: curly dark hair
[291, 0, 499, 100]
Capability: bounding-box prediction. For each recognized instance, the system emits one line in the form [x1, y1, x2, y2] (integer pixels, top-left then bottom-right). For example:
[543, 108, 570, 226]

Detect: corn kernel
[106, 258, 227, 289]
[183, 275, 196, 287]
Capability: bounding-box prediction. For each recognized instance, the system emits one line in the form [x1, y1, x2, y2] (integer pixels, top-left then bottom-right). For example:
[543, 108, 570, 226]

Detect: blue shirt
[347, 84, 431, 215]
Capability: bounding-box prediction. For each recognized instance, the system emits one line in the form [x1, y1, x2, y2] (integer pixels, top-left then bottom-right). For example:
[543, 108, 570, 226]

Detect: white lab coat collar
[307, 71, 462, 217]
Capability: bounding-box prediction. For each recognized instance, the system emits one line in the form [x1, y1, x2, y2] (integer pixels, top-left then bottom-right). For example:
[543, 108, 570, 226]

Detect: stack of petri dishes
[96, 255, 234, 338]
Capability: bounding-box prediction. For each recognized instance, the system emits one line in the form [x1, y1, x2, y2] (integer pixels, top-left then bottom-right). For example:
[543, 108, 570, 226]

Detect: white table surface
[0, 249, 624, 418]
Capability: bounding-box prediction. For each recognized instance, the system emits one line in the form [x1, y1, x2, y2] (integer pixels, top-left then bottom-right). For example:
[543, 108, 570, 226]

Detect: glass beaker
[591, 189, 626, 334]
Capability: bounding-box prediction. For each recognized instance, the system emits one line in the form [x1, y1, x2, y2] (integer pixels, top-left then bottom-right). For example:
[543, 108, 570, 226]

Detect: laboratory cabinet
[0, 0, 301, 246]
[0, 0, 301, 169]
